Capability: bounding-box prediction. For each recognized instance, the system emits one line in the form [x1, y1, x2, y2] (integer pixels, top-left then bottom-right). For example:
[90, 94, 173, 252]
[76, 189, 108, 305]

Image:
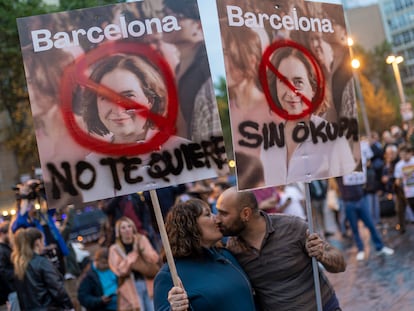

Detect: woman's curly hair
[165, 199, 209, 259]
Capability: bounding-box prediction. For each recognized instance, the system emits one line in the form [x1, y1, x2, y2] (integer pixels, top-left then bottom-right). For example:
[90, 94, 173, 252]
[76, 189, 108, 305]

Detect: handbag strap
[113, 243, 136, 284]
[114, 243, 127, 259]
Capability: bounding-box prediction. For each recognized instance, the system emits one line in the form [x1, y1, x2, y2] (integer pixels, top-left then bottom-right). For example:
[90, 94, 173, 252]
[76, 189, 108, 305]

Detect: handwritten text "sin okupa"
[238, 117, 359, 149]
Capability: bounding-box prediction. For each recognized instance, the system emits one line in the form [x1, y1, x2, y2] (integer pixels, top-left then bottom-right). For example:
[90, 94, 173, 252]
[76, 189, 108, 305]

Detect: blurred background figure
[208, 179, 231, 214]
[381, 144, 402, 232]
[109, 216, 160, 311]
[78, 247, 117, 311]
[11, 179, 69, 276]
[0, 221, 19, 311]
[12, 228, 73, 310]
[252, 186, 281, 214]
[143, 185, 187, 220]
[309, 180, 331, 237]
[101, 194, 159, 251]
[277, 183, 306, 220]
[336, 178, 394, 261]
[394, 145, 414, 233]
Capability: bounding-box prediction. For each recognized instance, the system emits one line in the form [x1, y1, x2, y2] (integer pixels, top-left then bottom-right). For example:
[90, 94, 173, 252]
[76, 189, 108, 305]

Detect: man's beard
[219, 219, 246, 237]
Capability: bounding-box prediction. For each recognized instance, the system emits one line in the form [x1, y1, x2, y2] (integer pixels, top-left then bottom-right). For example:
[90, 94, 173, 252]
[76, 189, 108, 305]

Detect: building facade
[378, 0, 414, 86]
[345, 3, 386, 52]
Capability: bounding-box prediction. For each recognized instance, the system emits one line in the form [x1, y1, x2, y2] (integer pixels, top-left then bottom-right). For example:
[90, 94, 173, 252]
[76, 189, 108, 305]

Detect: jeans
[366, 193, 380, 225]
[344, 196, 384, 251]
[338, 199, 347, 235]
[135, 279, 154, 311]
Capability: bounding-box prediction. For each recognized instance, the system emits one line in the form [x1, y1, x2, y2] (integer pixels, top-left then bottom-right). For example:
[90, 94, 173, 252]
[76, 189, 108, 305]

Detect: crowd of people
[1, 127, 408, 311]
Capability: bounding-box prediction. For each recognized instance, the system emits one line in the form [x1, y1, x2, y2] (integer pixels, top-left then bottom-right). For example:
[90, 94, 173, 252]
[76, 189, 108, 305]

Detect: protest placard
[216, 0, 361, 190]
[17, 0, 228, 208]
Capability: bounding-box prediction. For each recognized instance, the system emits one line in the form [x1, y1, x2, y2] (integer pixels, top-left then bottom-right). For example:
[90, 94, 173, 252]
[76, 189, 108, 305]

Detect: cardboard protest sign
[216, 0, 360, 190]
[17, 0, 227, 208]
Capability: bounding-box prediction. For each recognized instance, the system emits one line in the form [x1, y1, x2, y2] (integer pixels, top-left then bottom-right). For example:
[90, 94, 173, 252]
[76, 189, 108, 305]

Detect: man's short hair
[399, 144, 413, 153]
[385, 144, 398, 154]
[164, 0, 200, 20]
[233, 188, 259, 212]
[94, 247, 109, 262]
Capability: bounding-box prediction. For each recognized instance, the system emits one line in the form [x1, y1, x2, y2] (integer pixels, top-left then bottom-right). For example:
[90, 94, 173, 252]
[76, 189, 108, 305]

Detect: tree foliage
[214, 76, 234, 162]
[358, 73, 398, 135]
[0, 0, 52, 173]
[352, 40, 409, 133]
[59, 0, 118, 11]
[353, 40, 395, 92]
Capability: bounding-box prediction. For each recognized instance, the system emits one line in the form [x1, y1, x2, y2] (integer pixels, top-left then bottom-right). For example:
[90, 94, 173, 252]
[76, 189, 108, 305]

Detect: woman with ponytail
[12, 227, 74, 310]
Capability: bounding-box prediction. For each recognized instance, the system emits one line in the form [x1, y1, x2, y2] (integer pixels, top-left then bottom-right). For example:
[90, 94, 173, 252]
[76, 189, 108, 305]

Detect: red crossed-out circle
[60, 41, 178, 156]
[259, 39, 325, 121]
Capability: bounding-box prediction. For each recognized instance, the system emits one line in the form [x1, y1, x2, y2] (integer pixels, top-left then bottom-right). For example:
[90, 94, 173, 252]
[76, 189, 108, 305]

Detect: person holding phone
[78, 247, 118, 311]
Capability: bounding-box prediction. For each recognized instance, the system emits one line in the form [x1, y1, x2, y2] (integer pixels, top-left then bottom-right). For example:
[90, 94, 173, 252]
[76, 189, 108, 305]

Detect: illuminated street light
[351, 59, 360, 69]
[348, 37, 371, 136]
[386, 55, 412, 121]
[386, 55, 406, 105]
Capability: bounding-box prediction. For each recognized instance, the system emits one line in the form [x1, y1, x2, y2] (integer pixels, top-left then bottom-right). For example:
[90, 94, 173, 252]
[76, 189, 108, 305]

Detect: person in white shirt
[277, 183, 306, 219]
[394, 145, 414, 217]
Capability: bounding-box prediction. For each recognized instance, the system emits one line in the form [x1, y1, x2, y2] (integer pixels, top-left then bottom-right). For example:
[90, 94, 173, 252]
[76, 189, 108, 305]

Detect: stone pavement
[324, 216, 414, 311]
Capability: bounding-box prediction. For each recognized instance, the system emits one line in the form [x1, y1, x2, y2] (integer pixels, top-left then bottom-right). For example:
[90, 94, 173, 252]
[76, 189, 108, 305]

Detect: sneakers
[377, 246, 394, 256]
[356, 251, 365, 261]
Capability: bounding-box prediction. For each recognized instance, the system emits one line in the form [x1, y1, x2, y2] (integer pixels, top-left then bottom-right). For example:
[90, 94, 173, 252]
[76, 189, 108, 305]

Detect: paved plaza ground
[325, 216, 414, 311]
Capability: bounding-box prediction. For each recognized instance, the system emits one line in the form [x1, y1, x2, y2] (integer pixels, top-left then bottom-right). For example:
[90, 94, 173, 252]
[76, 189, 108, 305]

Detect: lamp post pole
[386, 55, 412, 122]
[386, 55, 406, 105]
[387, 55, 405, 104]
[348, 38, 371, 137]
[352, 68, 371, 138]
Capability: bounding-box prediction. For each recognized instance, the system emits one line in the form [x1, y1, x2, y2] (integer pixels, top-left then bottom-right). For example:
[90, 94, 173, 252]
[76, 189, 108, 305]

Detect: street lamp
[386, 55, 406, 104]
[386, 55, 412, 121]
[348, 37, 371, 137]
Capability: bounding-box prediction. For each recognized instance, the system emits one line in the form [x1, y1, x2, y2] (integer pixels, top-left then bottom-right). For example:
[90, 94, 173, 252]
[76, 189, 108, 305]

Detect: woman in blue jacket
[153, 199, 257, 311]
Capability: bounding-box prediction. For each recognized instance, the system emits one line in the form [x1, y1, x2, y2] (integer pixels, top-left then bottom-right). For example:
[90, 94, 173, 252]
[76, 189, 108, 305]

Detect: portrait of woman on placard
[82, 54, 166, 145]
[80, 53, 218, 201]
[259, 47, 356, 187]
